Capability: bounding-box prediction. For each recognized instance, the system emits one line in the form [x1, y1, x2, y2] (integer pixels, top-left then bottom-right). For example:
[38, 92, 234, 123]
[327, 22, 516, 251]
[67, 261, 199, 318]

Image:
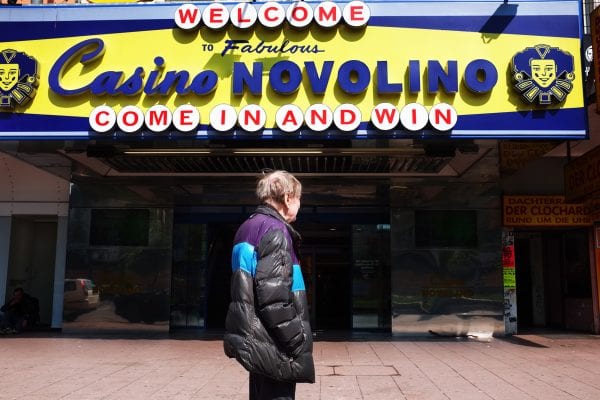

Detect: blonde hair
[256, 170, 302, 205]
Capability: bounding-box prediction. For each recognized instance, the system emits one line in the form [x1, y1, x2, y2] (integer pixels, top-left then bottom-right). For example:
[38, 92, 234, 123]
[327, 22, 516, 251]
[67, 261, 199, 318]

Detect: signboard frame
[503, 195, 591, 227]
[0, 0, 587, 140]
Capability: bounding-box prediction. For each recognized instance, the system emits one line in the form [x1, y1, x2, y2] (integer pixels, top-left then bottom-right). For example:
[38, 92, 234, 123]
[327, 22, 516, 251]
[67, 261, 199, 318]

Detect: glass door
[170, 223, 207, 329]
[299, 223, 352, 331]
[170, 221, 236, 330]
[299, 222, 391, 332]
[352, 224, 391, 330]
[204, 224, 236, 329]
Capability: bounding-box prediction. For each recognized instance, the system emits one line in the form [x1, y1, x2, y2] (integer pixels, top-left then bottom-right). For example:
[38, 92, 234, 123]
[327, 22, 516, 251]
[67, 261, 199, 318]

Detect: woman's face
[283, 193, 301, 223]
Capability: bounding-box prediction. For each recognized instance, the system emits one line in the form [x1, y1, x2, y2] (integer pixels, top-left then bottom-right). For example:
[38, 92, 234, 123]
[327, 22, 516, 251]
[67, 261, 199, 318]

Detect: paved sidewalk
[1, 333, 600, 399]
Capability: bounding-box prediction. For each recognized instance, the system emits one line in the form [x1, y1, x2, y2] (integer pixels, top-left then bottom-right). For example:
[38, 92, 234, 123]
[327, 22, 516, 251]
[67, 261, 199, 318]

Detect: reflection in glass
[392, 208, 503, 337]
[64, 208, 172, 333]
[170, 223, 207, 329]
[352, 224, 391, 330]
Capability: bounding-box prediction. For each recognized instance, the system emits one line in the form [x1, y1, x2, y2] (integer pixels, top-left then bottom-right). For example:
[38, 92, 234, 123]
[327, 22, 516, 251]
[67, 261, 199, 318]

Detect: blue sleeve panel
[292, 264, 306, 292]
[232, 242, 304, 293]
[232, 242, 257, 277]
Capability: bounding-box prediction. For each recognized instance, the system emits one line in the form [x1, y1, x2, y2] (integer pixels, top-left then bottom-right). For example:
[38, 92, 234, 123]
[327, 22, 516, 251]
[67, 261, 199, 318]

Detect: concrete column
[0, 217, 11, 305]
[51, 216, 68, 329]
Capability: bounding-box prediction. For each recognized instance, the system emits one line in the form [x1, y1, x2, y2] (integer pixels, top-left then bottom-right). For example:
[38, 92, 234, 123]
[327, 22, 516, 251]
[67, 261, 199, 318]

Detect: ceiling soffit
[63, 143, 492, 178]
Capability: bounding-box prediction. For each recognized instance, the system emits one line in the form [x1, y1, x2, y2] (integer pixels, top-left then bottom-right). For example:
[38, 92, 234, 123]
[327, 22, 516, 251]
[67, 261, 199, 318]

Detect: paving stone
[1, 333, 600, 399]
[333, 365, 398, 376]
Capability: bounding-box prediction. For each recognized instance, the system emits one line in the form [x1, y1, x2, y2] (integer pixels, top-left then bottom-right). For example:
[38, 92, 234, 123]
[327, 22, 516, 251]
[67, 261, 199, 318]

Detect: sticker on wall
[512, 44, 575, 105]
[0, 49, 39, 109]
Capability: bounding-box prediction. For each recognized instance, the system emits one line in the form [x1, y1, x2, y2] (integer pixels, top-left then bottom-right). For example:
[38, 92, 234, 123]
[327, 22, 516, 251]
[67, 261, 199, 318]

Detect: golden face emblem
[530, 59, 556, 88]
[0, 63, 19, 92]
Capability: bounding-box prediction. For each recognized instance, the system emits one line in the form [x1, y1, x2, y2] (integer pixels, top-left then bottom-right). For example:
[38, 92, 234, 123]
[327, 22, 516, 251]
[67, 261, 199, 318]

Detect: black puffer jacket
[223, 205, 315, 383]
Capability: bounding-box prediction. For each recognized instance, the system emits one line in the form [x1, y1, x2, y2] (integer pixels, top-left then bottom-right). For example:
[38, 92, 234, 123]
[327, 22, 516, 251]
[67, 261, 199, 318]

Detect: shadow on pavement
[499, 336, 548, 348]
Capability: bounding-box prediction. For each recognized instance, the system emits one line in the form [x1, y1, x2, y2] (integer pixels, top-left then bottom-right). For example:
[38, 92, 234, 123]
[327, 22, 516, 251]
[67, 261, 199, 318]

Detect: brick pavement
[0, 333, 599, 399]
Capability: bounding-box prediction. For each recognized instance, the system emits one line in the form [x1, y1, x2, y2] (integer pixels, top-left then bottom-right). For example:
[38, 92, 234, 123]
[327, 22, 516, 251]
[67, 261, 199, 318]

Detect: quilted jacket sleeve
[255, 228, 306, 358]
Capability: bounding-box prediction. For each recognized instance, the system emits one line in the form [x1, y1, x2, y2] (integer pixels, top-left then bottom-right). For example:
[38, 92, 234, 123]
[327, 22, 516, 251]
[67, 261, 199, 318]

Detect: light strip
[233, 150, 323, 154]
[339, 149, 422, 155]
[123, 148, 426, 155]
[124, 150, 212, 155]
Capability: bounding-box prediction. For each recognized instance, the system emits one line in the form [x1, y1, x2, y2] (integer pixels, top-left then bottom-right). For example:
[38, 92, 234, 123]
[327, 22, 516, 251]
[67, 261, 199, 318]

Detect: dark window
[64, 281, 76, 292]
[90, 209, 150, 246]
[415, 210, 477, 248]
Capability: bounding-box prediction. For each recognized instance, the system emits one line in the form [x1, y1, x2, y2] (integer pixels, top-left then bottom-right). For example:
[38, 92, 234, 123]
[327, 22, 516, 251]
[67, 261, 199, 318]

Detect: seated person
[0, 287, 39, 333]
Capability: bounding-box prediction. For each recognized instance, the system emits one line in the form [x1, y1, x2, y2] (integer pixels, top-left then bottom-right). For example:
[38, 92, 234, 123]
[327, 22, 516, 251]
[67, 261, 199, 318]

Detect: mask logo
[0, 49, 39, 109]
[512, 44, 575, 105]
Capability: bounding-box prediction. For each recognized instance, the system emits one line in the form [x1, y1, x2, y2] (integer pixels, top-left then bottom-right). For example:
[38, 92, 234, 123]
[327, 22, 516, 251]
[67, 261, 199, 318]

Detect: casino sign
[0, 0, 587, 140]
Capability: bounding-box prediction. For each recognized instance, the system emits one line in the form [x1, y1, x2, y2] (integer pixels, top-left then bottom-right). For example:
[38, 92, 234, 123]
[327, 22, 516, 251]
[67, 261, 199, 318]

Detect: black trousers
[249, 372, 296, 400]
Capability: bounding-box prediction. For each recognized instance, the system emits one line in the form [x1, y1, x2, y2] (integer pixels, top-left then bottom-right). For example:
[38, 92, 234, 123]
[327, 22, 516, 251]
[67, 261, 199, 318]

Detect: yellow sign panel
[585, 197, 600, 221]
[565, 145, 600, 202]
[16, 27, 583, 120]
[503, 195, 591, 227]
[499, 141, 558, 172]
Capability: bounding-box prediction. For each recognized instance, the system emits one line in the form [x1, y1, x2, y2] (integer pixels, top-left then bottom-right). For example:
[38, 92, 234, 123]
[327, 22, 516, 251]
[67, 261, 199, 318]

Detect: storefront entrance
[515, 229, 594, 332]
[6, 215, 57, 327]
[170, 220, 236, 330]
[170, 210, 390, 332]
[301, 224, 353, 331]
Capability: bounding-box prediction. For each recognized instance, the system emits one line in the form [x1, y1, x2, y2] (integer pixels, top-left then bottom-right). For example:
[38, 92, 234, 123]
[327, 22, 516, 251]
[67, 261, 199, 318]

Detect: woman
[224, 170, 314, 400]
